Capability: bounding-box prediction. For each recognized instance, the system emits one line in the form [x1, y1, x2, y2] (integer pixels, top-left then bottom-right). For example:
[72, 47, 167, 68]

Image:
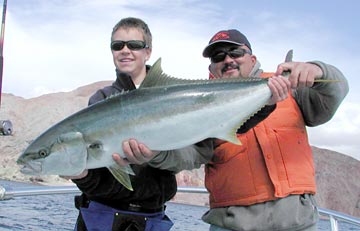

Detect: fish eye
[38, 149, 48, 157]
[89, 142, 102, 149]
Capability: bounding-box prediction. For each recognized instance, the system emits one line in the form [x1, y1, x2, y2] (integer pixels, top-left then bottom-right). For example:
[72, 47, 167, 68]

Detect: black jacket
[73, 66, 177, 211]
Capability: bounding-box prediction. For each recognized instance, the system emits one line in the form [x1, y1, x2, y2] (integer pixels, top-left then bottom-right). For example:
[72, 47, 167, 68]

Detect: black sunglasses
[210, 49, 252, 63]
[110, 40, 149, 51]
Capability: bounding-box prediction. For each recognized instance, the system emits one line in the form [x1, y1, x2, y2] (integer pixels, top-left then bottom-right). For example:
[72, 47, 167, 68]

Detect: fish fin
[285, 49, 293, 62]
[108, 165, 134, 191]
[217, 127, 242, 145]
[216, 104, 272, 146]
[140, 58, 205, 88]
[225, 133, 242, 145]
[141, 58, 268, 88]
[139, 58, 164, 88]
[123, 164, 135, 175]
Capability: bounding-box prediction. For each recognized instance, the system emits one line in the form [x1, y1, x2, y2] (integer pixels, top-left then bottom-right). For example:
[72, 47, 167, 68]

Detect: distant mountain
[0, 81, 359, 217]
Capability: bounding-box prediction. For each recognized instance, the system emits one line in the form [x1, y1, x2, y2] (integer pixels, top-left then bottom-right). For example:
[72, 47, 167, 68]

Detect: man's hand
[277, 62, 323, 89]
[267, 76, 291, 105]
[113, 139, 160, 166]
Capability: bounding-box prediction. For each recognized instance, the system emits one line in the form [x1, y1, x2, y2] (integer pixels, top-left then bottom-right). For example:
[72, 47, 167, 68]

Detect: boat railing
[1, 184, 359, 231]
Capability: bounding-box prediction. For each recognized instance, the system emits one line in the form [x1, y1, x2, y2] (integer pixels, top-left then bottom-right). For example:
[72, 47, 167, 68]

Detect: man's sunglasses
[110, 40, 149, 51]
[210, 49, 252, 63]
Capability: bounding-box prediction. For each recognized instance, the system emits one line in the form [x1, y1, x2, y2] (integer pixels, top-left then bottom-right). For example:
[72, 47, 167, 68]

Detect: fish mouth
[19, 161, 42, 175]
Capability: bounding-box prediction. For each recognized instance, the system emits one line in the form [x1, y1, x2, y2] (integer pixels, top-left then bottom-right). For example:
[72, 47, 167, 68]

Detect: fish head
[17, 131, 88, 176]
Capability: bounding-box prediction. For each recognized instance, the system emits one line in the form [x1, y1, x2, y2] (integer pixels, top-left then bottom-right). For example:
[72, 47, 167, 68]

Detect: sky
[1, 0, 360, 160]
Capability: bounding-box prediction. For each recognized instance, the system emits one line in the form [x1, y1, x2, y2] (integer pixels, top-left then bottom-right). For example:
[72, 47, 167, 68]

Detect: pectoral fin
[217, 129, 242, 145]
[108, 165, 135, 191]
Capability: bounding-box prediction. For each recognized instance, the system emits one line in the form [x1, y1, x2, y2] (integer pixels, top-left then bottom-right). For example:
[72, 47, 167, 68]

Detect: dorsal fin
[140, 58, 269, 89]
[139, 58, 203, 88]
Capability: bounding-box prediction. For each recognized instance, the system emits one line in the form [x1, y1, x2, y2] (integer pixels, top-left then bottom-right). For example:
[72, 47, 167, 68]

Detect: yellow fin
[226, 134, 242, 145]
[217, 127, 242, 145]
[108, 165, 134, 191]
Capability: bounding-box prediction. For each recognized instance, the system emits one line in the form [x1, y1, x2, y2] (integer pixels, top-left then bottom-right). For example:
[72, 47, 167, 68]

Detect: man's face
[208, 44, 256, 79]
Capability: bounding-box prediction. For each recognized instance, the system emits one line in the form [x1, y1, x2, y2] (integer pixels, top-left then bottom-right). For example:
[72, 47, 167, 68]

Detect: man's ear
[251, 54, 257, 64]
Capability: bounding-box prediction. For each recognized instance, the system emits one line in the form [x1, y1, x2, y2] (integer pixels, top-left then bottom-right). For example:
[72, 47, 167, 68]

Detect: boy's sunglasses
[210, 49, 252, 63]
[110, 40, 149, 51]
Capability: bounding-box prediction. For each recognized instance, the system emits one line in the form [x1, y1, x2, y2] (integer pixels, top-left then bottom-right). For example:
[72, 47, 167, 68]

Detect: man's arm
[148, 139, 214, 172]
[114, 139, 215, 173]
[279, 61, 349, 126]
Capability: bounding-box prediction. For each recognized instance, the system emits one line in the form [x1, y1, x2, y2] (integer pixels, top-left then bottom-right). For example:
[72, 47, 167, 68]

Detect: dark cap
[202, 29, 252, 57]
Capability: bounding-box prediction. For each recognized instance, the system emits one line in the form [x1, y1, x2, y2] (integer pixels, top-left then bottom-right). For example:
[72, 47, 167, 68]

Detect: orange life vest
[205, 73, 316, 208]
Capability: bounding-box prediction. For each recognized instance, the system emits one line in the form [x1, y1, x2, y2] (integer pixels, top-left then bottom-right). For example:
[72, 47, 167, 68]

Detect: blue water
[0, 180, 359, 231]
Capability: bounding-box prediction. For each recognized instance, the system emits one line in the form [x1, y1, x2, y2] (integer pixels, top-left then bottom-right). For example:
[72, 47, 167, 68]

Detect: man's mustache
[222, 63, 240, 73]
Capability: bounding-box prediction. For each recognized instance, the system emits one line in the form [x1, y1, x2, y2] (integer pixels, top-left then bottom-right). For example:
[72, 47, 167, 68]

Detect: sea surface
[0, 180, 359, 231]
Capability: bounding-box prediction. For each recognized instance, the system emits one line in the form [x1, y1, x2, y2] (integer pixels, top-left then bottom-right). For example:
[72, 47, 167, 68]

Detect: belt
[116, 203, 165, 214]
[75, 195, 164, 214]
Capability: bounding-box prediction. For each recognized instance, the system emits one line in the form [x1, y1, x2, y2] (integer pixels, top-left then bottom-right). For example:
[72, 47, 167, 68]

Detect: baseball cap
[202, 29, 252, 57]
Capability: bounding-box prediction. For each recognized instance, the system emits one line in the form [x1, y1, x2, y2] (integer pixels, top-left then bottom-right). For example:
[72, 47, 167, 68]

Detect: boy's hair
[111, 17, 152, 48]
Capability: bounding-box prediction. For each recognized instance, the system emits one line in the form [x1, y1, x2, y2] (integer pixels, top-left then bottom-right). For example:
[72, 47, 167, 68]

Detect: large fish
[17, 58, 273, 190]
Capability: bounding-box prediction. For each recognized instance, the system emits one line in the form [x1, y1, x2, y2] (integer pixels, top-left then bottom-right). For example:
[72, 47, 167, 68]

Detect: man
[200, 29, 348, 231]
[139, 29, 348, 231]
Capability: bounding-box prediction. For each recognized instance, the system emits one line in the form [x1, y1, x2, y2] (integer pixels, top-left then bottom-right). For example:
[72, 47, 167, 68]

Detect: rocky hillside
[0, 82, 359, 217]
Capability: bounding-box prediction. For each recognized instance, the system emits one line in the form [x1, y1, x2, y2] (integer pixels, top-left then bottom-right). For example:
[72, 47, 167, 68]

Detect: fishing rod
[0, 0, 12, 136]
[0, 0, 6, 107]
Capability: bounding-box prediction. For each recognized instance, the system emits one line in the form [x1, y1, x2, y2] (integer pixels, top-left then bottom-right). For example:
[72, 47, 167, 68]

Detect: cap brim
[202, 40, 244, 57]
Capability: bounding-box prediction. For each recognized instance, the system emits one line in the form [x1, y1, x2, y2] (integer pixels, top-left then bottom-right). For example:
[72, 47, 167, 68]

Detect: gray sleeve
[293, 61, 349, 127]
[148, 139, 214, 173]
